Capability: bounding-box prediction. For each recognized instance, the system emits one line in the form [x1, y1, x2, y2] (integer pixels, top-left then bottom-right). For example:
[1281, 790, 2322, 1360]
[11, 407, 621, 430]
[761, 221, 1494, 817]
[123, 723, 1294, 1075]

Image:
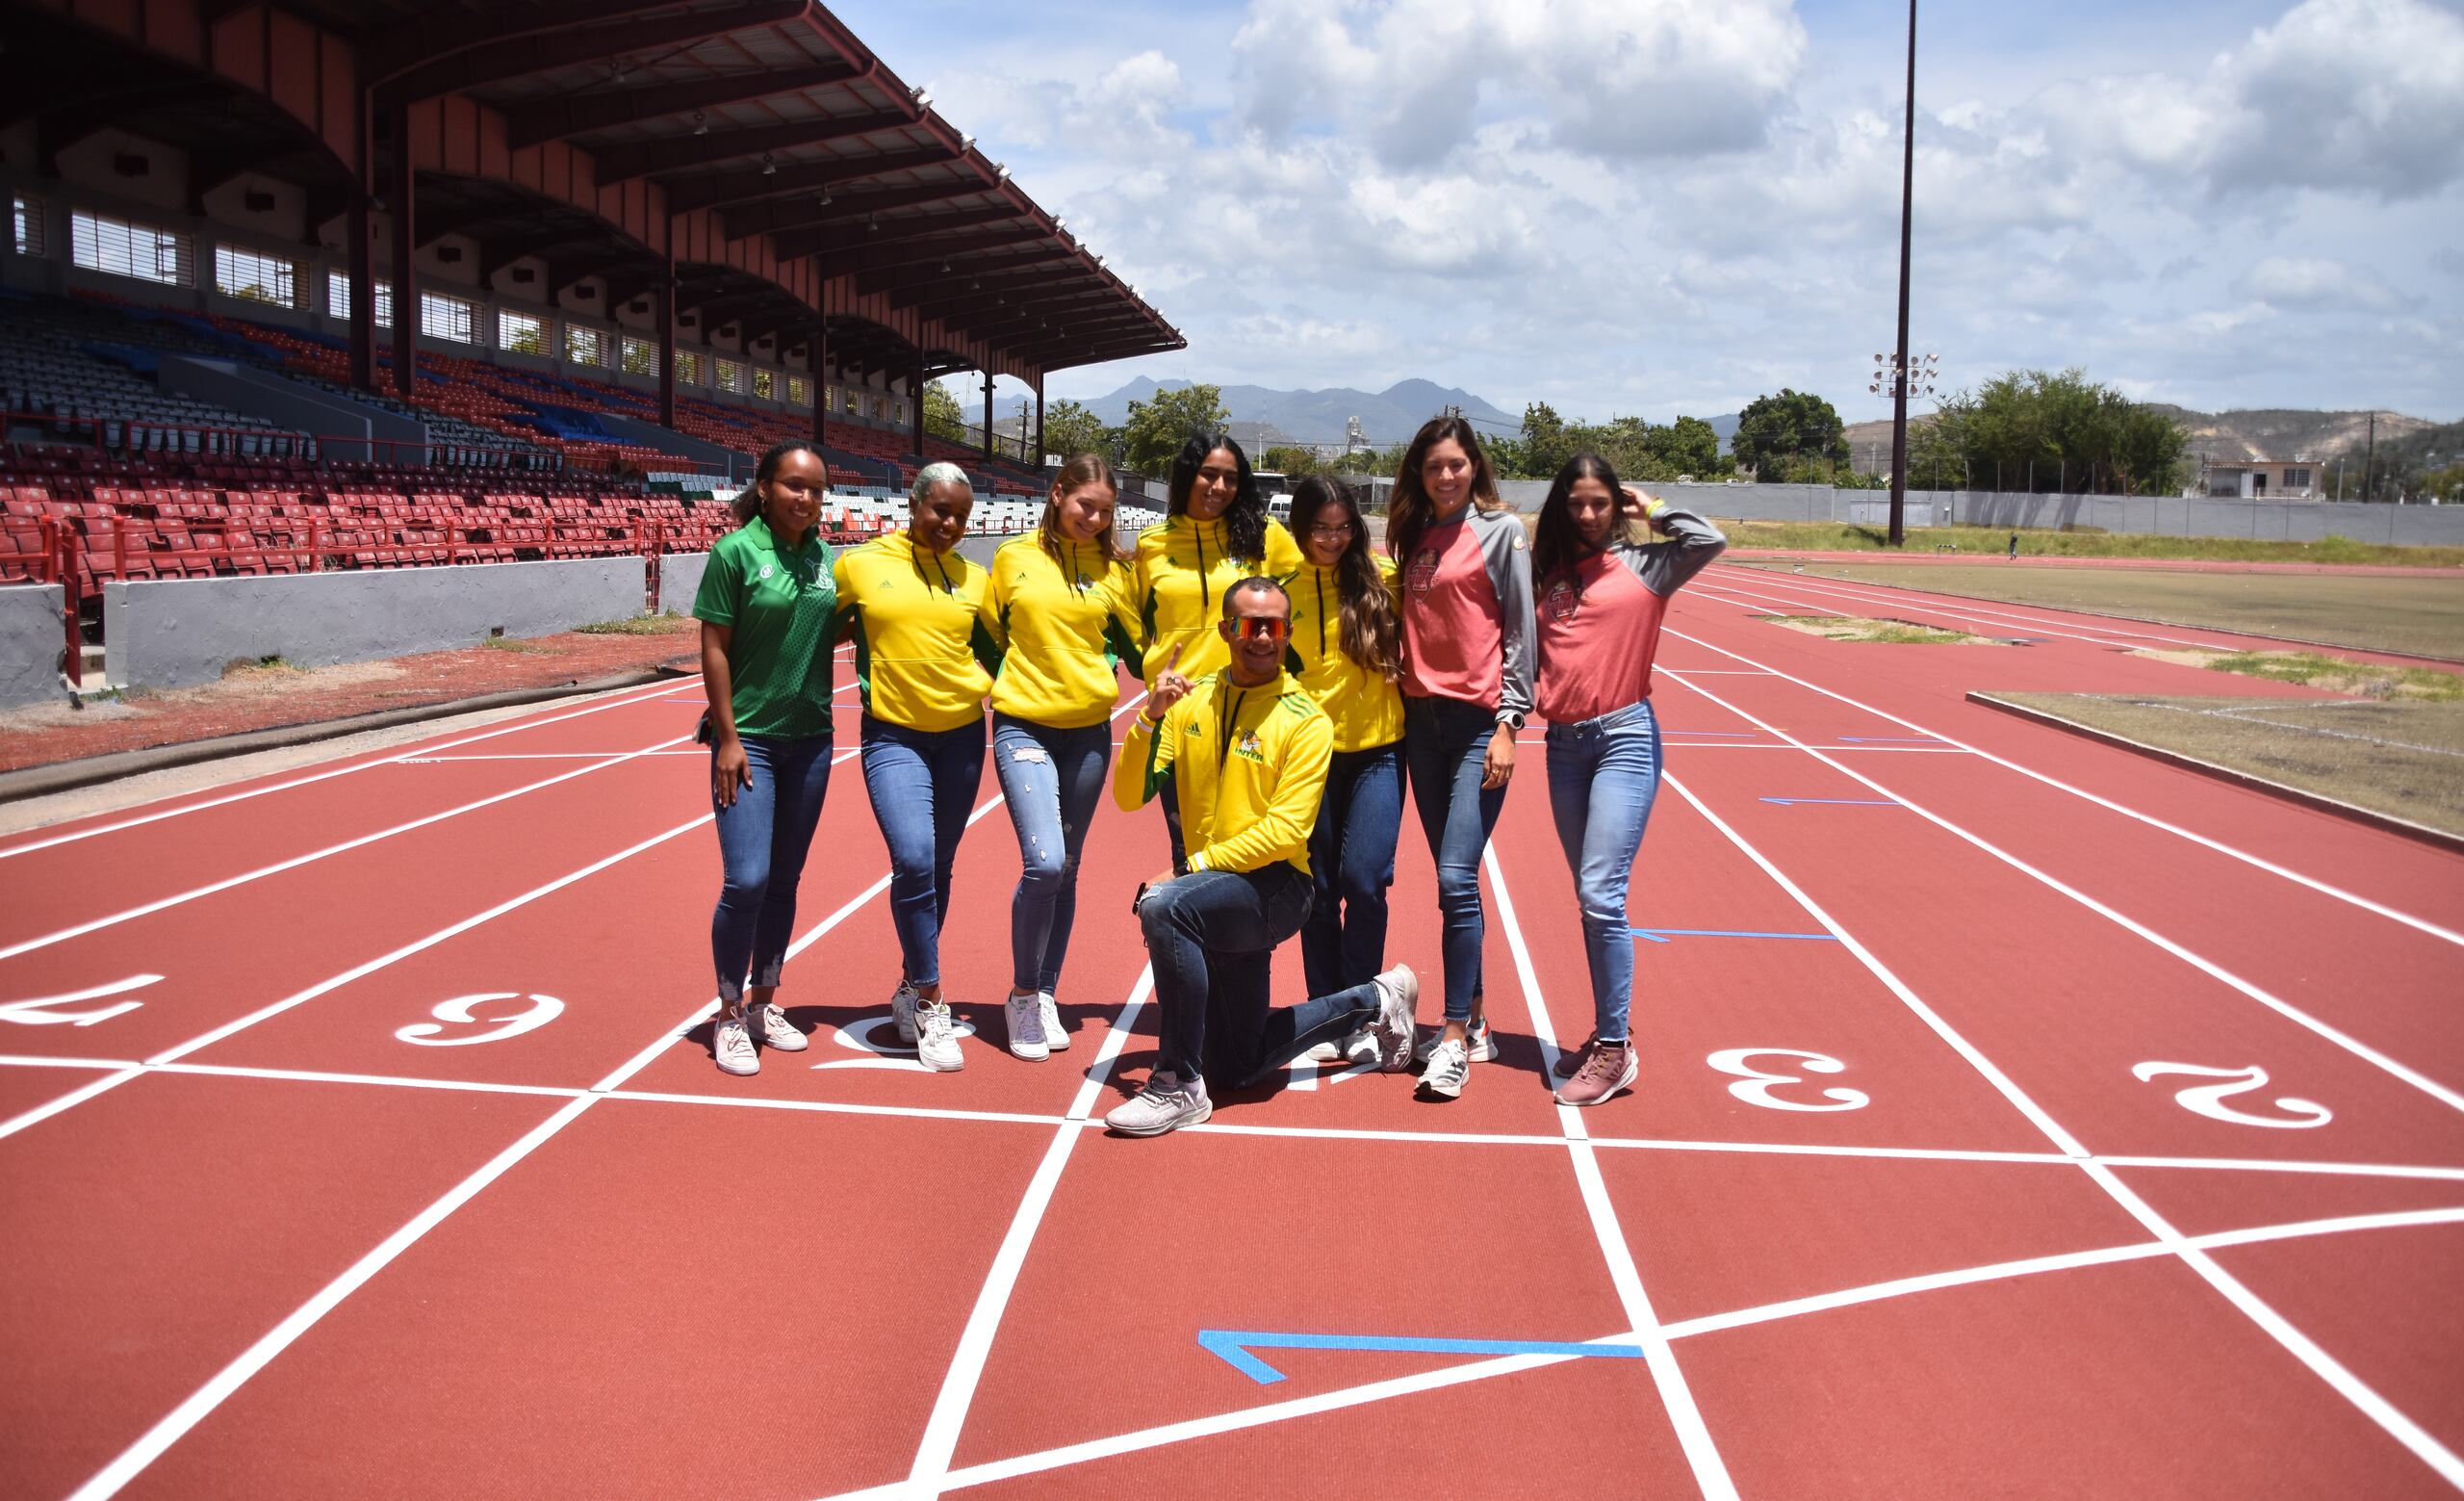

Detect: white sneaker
[713, 1016, 758, 1076]
[1419, 1036, 1470, 1099]
[891, 981, 921, 1046]
[1415, 1016, 1497, 1064]
[1004, 992, 1049, 1061]
[752, 1002, 807, 1052]
[1303, 1029, 1382, 1065]
[916, 999, 964, 1073]
[1369, 965, 1420, 1073]
[1038, 991, 1069, 1051]
[1104, 1073, 1212, 1136]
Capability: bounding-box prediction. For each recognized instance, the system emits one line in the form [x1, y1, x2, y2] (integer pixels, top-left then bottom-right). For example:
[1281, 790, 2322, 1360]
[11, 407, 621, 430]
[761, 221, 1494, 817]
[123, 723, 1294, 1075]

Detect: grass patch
[572, 612, 696, 635]
[1716, 520, 2464, 567]
[1986, 692, 2464, 839]
[480, 634, 546, 654]
[1759, 613, 1995, 645]
[2193, 650, 2464, 701]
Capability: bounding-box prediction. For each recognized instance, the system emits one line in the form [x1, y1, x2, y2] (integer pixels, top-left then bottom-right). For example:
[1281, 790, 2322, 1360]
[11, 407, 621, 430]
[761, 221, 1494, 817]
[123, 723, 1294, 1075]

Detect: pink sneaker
[1553, 1041, 1635, 1107]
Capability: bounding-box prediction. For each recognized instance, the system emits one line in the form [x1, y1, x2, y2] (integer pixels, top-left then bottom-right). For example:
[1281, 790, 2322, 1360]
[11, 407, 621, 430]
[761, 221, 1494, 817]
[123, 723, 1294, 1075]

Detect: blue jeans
[1545, 699, 1663, 1044]
[860, 715, 987, 989]
[1403, 695, 1509, 1022]
[709, 734, 834, 1012]
[1141, 865, 1381, 1089]
[992, 713, 1112, 995]
[1300, 743, 1404, 996]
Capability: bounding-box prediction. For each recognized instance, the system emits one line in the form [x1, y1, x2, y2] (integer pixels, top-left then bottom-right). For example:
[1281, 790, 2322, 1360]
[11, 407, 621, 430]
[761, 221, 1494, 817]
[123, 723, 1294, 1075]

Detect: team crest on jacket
[1233, 729, 1266, 762]
[1542, 579, 1580, 622]
[1405, 549, 1439, 594]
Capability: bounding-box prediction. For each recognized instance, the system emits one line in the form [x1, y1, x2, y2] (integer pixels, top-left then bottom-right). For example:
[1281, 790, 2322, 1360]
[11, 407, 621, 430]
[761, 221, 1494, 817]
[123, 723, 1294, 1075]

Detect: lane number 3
[1707, 1048, 1870, 1112]
[396, 993, 565, 1048]
[2132, 1062, 2331, 1129]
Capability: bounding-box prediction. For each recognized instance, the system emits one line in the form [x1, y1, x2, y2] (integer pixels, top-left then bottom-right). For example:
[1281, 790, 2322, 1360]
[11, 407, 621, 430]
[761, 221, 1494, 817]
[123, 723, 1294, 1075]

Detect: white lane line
[64, 816, 902, 1501]
[1652, 622, 2464, 950]
[833, 1198, 2464, 1499]
[1655, 766, 2464, 1488]
[398, 751, 711, 761]
[0, 679, 700, 863]
[1707, 562, 2267, 655]
[0, 732, 695, 962]
[1691, 574, 2151, 652]
[1661, 670, 2464, 1117]
[904, 968, 1152, 1495]
[1485, 842, 1739, 1500]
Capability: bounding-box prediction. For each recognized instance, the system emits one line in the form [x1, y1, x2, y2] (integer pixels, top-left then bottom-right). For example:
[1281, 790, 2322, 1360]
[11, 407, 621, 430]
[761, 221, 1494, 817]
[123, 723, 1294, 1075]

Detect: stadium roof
[10, 0, 1184, 381]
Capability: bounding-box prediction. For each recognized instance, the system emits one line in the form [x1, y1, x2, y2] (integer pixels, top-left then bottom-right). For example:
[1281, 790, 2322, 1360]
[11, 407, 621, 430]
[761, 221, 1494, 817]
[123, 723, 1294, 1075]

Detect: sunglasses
[1227, 616, 1291, 643]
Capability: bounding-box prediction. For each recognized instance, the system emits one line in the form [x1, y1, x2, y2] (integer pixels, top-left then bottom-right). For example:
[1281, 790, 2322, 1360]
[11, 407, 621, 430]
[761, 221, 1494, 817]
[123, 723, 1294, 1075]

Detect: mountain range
[1074, 377, 1517, 448]
[1839, 406, 2441, 466]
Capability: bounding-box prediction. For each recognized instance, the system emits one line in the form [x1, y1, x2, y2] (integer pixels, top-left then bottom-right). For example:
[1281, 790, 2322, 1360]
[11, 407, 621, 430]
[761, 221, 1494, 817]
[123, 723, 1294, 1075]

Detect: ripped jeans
[991, 713, 1113, 995]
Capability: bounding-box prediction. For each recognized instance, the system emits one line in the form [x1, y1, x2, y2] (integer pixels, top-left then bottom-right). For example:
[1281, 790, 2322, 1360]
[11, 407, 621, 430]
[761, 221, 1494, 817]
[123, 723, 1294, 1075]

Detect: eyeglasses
[1307, 521, 1355, 536]
[1228, 616, 1291, 643]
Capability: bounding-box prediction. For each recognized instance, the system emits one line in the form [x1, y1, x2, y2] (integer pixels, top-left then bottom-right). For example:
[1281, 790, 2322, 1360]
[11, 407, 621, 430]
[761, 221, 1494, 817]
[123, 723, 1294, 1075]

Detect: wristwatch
[1497, 711, 1527, 731]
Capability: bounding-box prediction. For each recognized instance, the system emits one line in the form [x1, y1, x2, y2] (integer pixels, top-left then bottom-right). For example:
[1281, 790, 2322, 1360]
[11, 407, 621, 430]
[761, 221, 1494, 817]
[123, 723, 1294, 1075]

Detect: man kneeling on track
[1105, 576, 1419, 1137]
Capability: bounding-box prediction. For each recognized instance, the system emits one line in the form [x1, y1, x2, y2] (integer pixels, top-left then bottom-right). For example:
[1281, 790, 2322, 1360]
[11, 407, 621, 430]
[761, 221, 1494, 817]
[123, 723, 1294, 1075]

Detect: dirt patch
[1982, 692, 2464, 841]
[1759, 613, 2001, 645]
[2130, 646, 2464, 702]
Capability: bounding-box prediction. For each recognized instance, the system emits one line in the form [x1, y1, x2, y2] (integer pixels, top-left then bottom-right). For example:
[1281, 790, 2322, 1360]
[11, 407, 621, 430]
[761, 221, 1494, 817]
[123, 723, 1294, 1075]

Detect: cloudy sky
[841, 0, 2464, 437]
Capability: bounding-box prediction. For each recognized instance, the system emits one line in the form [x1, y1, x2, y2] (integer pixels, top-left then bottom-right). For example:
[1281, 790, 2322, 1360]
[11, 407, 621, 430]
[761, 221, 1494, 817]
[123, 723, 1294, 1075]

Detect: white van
[1267, 492, 1294, 523]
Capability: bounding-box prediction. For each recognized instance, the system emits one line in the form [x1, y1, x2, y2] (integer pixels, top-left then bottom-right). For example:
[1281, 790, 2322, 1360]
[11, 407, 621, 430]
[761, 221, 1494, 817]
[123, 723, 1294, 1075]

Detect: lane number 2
[396, 993, 565, 1048]
[0, 974, 160, 1027]
[1707, 1048, 1870, 1112]
[2132, 1062, 2331, 1130]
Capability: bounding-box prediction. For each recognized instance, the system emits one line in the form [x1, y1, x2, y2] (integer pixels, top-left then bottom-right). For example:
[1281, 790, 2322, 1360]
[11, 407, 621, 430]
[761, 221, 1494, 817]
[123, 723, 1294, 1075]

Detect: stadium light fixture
[692, 111, 709, 137]
[815, 192, 832, 206]
[760, 153, 777, 175]
[911, 87, 933, 109]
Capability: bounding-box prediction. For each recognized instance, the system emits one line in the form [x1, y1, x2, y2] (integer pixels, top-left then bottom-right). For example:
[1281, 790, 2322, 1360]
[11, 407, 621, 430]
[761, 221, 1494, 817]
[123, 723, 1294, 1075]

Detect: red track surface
[3, 568, 2460, 1498]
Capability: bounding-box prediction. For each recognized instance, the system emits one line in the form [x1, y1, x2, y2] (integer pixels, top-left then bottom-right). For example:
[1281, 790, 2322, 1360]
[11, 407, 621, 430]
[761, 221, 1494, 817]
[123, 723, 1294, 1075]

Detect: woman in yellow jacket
[834, 461, 999, 1073]
[1131, 431, 1305, 870]
[976, 453, 1141, 1061]
[1281, 475, 1407, 1001]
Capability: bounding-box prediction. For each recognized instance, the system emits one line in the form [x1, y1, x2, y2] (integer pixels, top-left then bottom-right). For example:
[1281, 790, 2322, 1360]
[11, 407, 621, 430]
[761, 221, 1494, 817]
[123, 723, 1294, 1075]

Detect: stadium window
[786, 375, 809, 406]
[12, 194, 43, 258]
[322, 271, 394, 326]
[676, 350, 705, 385]
[214, 244, 297, 308]
[498, 308, 547, 355]
[753, 368, 776, 401]
[420, 291, 476, 345]
[619, 336, 658, 376]
[70, 209, 192, 288]
[714, 356, 748, 395]
[565, 325, 610, 368]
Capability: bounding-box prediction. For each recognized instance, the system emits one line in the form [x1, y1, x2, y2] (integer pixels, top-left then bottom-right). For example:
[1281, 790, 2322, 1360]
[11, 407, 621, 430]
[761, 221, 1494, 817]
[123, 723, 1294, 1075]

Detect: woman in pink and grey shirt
[1386, 415, 1535, 1100]
[1529, 452, 1725, 1106]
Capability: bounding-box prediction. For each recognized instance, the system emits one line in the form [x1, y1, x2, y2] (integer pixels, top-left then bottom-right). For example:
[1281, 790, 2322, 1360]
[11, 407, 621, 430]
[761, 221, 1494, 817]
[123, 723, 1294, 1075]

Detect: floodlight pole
[1886, 0, 1918, 548]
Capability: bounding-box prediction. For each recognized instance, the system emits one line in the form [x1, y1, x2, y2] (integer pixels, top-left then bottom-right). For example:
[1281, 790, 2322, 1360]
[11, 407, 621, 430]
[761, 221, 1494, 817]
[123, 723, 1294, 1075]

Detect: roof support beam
[860, 247, 1079, 298]
[767, 182, 1007, 251]
[377, 0, 808, 105]
[682, 146, 966, 220]
[778, 206, 1027, 262]
[503, 61, 862, 149]
[480, 228, 588, 282]
[597, 109, 917, 184]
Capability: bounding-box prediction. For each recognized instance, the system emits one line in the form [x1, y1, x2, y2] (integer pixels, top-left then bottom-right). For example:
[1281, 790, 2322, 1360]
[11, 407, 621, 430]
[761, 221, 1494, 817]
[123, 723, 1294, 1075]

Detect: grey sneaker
[713, 1016, 758, 1076]
[1416, 1017, 1497, 1064]
[1104, 1073, 1213, 1136]
[916, 999, 964, 1073]
[752, 1002, 807, 1052]
[1418, 1036, 1470, 1100]
[1370, 965, 1420, 1073]
[891, 981, 921, 1046]
[1004, 991, 1049, 1061]
[1038, 991, 1070, 1051]
[1554, 1040, 1637, 1107]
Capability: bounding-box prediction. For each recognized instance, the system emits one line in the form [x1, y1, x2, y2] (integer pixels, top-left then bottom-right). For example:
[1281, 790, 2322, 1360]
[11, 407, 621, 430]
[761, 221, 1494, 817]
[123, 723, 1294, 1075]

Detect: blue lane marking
[1630, 927, 1839, 944]
[1198, 1330, 1646, 1385]
[1759, 796, 1900, 807]
[1835, 737, 1943, 744]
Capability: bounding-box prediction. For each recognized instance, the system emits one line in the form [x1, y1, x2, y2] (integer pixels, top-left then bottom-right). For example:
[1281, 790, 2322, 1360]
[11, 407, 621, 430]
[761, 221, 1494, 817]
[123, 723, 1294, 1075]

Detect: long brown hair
[1384, 414, 1503, 564]
[1293, 475, 1400, 677]
[1038, 452, 1133, 568]
[1531, 451, 1644, 600]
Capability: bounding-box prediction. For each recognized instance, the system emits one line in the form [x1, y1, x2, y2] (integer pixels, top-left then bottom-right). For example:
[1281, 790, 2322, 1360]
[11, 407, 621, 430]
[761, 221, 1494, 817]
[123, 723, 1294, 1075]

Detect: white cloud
[2237, 255, 2403, 310]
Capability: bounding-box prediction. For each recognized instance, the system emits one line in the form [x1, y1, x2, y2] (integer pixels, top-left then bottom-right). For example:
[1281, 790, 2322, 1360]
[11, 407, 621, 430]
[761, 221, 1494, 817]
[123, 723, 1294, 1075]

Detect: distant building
[1346, 415, 1372, 453]
[2197, 457, 2323, 501]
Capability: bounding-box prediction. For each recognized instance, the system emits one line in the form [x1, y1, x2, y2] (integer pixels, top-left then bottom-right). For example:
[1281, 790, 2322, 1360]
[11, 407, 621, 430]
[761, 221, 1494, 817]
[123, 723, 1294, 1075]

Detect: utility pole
[2363, 410, 2377, 504]
[1886, 0, 1919, 547]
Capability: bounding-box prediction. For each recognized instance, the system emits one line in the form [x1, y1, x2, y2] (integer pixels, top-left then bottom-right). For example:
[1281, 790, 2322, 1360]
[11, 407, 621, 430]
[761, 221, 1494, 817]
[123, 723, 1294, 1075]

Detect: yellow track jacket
[832, 531, 999, 732]
[978, 534, 1142, 729]
[1283, 555, 1406, 753]
[1113, 668, 1333, 876]
[1132, 514, 1306, 686]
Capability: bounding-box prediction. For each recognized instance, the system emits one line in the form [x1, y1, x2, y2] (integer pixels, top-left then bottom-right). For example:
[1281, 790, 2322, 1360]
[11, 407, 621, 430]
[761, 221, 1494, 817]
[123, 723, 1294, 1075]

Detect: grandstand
[0, 0, 1183, 687]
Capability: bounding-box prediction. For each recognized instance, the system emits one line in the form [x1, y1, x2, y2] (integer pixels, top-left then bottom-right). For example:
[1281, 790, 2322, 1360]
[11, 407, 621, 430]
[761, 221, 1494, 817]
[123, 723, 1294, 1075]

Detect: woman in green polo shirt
[692, 440, 839, 1077]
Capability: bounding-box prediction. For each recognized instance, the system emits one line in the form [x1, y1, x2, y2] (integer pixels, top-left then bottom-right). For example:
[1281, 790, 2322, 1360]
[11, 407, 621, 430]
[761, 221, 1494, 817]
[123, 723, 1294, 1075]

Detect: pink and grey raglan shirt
[1396, 505, 1537, 725]
[1534, 506, 1728, 725]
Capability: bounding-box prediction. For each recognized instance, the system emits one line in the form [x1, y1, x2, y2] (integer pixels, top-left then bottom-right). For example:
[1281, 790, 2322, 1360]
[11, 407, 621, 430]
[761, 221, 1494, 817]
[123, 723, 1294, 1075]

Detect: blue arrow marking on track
[1197, 1330, 1647, 1385]
[1630, 927, 1839, 944]
[1835, 737, 1943, 743]
[1759, 797, 1900, 807]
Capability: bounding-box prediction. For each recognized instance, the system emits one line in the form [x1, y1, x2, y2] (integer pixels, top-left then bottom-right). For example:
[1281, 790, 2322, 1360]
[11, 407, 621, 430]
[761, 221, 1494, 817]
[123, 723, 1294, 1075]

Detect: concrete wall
[104, 558, 647, 690]
[657, 553, 709, 615]
[1, 583, 64, 708]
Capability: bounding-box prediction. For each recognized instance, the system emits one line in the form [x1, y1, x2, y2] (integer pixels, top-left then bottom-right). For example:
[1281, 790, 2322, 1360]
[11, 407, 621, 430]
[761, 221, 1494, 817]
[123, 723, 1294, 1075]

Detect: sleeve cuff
[1186, 851, 1209, 872]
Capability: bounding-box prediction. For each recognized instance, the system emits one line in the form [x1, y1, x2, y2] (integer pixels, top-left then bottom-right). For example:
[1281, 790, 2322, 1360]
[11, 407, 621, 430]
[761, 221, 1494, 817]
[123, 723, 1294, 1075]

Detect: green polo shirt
[691, 515, 836, 740]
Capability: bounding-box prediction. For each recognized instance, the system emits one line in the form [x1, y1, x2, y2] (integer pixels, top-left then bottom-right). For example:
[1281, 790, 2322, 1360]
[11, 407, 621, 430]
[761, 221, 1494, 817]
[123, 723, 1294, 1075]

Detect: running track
[2, 563, 2459, 1498]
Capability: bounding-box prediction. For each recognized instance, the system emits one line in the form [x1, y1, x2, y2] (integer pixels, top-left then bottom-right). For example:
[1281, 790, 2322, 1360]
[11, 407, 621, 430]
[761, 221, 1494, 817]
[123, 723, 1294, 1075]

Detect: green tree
[923, 380, 969, 444]
[1731, 389, 1850, 477]
[1038, 399, 1109, 463]
[1258, 445, 1323, 479]
[1929, 369, 2185, 495]
[1120, 383, 1230, 475]
[1518, 401, 1575, 479]
[1653, 416, 1722, 477]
